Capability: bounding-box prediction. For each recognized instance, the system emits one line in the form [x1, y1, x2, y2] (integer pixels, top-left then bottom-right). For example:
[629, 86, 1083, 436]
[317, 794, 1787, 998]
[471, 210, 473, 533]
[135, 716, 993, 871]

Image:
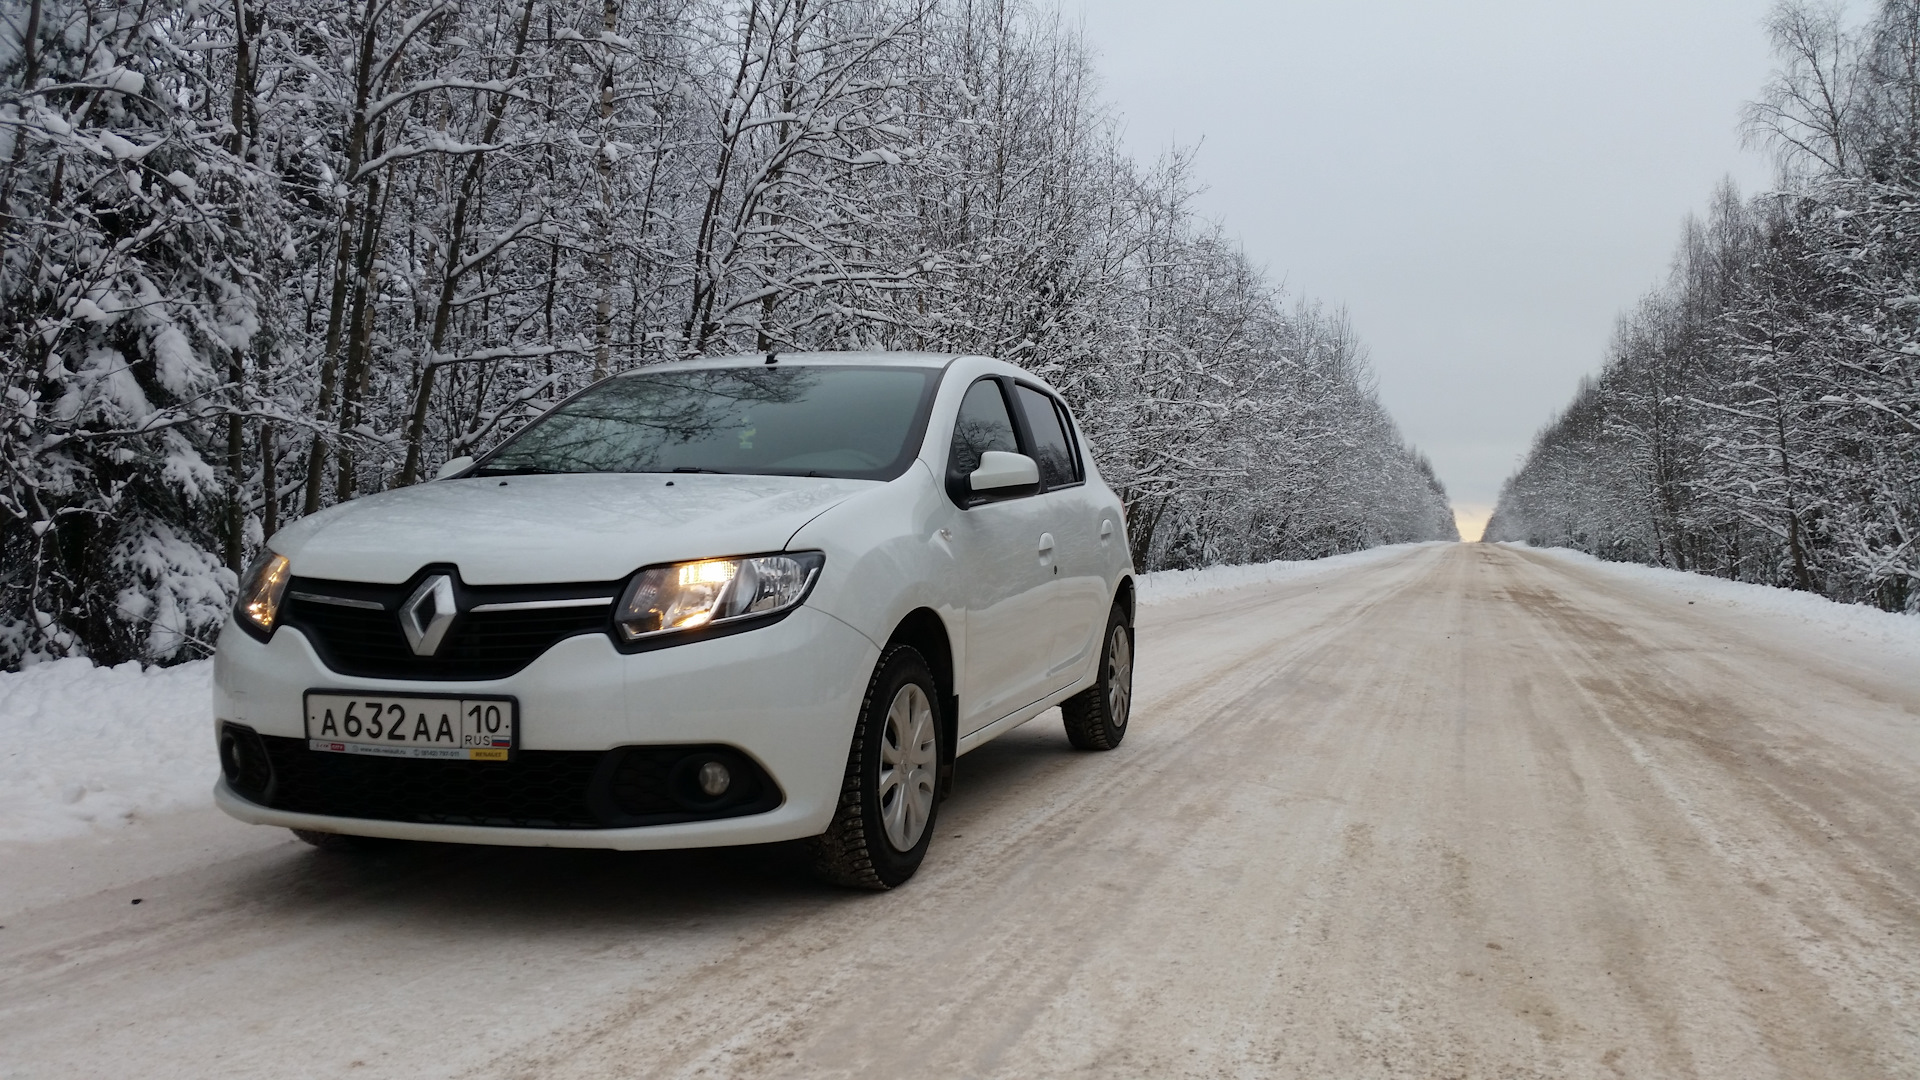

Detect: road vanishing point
[3, 544, 1917, 1078]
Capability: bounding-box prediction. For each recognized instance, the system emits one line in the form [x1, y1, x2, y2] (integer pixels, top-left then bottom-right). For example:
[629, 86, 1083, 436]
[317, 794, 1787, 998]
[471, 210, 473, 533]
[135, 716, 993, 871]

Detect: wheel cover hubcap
[878, 683, 938, 852]
[1107, 626, 1133, 730]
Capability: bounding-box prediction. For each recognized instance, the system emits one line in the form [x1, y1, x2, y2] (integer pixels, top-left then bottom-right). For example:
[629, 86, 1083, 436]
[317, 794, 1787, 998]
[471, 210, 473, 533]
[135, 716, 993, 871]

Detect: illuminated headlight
[615, 552, 824, 641]
[235, 550, 291, 634]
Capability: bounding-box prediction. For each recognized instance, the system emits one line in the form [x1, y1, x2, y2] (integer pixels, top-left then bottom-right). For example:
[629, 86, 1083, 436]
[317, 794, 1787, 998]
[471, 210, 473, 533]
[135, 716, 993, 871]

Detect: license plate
[303, 692, 516, 761]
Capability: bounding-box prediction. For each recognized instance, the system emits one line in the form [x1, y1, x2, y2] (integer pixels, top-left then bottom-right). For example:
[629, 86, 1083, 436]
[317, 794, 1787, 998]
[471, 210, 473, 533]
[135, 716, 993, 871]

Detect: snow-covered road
[3, 543, 1918, 1078]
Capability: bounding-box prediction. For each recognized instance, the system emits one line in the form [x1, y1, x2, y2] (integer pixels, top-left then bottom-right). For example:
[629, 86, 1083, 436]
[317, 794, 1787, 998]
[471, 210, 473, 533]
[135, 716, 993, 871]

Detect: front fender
[787, 462, 966, 675]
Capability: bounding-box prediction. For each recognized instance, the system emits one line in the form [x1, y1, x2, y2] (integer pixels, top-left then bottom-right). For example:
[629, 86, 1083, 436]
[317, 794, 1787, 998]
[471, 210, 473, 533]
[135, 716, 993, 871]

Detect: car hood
[268, 473, 877, 585]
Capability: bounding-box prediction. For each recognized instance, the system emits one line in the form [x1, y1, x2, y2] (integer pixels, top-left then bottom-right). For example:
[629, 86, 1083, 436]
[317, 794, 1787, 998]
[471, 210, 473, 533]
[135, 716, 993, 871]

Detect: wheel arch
[1114, 574, 1136, 623]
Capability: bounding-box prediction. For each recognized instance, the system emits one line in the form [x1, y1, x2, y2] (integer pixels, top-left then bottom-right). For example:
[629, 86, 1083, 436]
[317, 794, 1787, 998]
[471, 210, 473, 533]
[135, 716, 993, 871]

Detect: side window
[1015, 385, 1077, 488]
[948, 379, 1020, 489]
[1051, 397, 1085, 483]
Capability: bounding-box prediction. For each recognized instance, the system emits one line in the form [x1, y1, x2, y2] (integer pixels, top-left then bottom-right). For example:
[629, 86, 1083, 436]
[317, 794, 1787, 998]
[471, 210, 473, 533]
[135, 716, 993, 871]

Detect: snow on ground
[11, 540, 1909, 848]
[1517, 544, 1920, 667]
[0, 546, 1423, 845]
[0, 545, 1427, 845]
[0, 657, 213, 843]
[1136, 542, 1444, 605]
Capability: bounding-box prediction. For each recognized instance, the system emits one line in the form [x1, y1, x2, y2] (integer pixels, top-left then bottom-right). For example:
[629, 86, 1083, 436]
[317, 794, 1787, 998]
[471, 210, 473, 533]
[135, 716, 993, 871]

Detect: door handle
[1099, 519, 1114, 543]
[1037, 532, 1055, 555]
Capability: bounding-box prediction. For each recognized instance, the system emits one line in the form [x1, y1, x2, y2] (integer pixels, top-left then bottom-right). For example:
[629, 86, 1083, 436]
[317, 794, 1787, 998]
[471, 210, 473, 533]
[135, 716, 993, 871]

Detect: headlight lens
[615, 552, 824, 641]
[235, 550, 292, 633]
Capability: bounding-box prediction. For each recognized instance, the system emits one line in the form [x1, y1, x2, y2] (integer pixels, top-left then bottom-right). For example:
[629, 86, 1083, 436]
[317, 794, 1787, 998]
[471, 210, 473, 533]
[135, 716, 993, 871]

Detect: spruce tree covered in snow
[0, 0, 1455, 670]
[0, 0, 277, 665]
[1489, 0, 1920, 613]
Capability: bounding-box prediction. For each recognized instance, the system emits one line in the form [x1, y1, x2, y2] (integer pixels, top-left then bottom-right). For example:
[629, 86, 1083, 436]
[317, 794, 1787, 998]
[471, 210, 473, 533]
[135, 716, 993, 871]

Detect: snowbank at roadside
[1515, 544, 1920, 666]
[1137, 542, 1441, 605]
[0, 657, 213, 843]
[0, 541, 1444, 845]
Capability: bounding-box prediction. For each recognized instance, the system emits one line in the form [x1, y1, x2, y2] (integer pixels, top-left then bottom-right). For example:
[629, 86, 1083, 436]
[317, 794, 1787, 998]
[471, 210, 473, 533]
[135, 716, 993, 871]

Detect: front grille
[280, 573, 620, 680]
[248, 735, 781, 829]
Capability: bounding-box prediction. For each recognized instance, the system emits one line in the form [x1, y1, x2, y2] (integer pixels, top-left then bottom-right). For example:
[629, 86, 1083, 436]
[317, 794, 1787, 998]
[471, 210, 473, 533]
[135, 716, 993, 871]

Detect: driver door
[944, 378, 1059, 734]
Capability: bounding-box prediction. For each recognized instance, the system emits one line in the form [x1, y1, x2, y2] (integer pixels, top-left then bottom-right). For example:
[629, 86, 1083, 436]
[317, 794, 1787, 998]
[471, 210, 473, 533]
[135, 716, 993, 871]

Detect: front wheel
[1061, 603, 1133, 750]
[811, 645, 944, 890]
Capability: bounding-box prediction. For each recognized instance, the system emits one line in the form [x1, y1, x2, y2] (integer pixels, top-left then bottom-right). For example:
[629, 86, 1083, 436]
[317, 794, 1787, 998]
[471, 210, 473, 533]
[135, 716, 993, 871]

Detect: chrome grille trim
[288, 591, 385, 611]
[468, 597, 614, 613]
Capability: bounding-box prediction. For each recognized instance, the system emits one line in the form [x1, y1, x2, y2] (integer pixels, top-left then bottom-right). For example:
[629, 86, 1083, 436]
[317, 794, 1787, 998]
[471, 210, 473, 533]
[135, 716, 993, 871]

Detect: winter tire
[1061, 603, 1133, 751]
[811, 645, 944, 890]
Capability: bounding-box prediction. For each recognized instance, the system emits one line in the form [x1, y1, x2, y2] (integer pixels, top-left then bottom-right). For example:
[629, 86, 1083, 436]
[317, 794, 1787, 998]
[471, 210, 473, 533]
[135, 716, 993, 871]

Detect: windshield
[476, 366, 942, 481]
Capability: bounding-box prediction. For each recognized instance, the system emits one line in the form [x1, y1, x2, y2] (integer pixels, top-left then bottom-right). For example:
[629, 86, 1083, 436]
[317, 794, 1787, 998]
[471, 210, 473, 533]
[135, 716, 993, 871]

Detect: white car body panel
[213, 351, 1132, 849]
[944, 476, 1061, 729]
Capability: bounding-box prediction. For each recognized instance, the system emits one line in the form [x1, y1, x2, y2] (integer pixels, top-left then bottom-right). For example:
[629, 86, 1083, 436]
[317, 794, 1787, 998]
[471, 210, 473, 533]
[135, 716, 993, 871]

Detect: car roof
[623, 351, 980, 373]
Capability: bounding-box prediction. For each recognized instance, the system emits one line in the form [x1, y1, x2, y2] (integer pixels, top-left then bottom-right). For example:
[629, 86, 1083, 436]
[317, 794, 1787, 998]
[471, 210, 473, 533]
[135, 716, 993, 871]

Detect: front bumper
[211, 606, 879, 848]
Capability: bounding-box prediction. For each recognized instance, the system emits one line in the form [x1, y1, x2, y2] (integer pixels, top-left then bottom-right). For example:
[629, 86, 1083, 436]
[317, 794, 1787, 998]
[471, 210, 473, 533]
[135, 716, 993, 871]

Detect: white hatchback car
[214, 352, 1135, 888]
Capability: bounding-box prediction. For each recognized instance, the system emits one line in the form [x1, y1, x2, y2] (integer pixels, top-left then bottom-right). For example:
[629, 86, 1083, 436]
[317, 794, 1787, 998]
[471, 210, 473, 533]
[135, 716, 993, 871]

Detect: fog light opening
[219, 730, 245, 785]
[663, 750, 757, 812]
[218, 722, 273, 800]
[697, 760, 731, 797]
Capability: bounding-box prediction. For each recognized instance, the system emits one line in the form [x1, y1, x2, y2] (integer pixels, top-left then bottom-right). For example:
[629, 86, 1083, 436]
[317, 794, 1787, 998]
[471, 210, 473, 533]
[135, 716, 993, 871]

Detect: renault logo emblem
[400, 575, 457, 657]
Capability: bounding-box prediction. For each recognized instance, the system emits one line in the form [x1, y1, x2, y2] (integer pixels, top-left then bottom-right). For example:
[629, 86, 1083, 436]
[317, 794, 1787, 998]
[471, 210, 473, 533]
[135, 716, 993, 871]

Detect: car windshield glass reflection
[478, 367, 939, 481]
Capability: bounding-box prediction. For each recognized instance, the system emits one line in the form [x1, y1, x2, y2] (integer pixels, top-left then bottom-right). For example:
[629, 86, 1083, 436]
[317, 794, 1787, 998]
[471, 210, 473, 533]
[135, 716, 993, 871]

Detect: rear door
[1010, 383, 1107, 688]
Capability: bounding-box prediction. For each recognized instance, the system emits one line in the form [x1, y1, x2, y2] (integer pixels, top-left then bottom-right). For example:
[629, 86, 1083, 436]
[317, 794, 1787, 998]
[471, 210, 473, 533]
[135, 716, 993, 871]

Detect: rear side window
[1015, 385, 1079, 488]
[1051, 398, 1085, 482]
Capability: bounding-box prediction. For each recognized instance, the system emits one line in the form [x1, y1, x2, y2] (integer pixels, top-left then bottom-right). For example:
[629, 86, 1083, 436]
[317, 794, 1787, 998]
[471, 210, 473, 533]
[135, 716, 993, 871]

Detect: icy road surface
[3, 543, 1918, 1078]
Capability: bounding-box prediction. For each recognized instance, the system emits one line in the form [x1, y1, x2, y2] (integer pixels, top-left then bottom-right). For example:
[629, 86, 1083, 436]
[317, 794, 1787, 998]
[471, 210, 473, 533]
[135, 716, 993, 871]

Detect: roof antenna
[764, 350, 779, 365]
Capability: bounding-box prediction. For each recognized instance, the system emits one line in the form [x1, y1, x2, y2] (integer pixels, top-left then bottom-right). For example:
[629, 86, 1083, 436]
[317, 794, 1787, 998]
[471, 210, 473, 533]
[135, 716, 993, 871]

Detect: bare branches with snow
[1491, 1, 1920, 614]
[0, 0, 1454, 669]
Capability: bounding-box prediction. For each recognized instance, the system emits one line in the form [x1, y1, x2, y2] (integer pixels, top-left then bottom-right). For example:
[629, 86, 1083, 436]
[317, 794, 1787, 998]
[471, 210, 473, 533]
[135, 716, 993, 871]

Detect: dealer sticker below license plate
[304, 693, 515, 761]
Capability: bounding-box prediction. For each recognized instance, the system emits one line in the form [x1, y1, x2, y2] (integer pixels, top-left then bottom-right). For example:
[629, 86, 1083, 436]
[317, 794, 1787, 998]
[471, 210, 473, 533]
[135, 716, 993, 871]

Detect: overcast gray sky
[1073, 0, 1784, 537]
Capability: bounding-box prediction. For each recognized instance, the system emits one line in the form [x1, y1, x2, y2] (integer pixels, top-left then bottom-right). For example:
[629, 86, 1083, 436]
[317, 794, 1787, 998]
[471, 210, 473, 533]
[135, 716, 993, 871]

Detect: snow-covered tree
[1491, 0, 1920, 613]
[0, 0, 1456, 669]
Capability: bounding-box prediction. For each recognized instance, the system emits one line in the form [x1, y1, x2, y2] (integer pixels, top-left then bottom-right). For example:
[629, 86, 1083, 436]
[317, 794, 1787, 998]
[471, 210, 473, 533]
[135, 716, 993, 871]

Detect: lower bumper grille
[232, 730, 781, 830]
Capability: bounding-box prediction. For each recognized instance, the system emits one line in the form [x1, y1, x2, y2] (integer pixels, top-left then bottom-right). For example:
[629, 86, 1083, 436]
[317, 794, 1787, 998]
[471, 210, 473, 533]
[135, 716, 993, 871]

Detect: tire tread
[1061, 605, 1130, 751]
[810, 644, 932, 890]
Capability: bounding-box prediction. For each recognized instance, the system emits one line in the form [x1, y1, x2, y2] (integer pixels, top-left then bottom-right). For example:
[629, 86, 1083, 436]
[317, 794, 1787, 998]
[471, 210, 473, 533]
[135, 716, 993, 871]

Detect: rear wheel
[1062, 603, 1133, 751]
[811, 646, 943, 890]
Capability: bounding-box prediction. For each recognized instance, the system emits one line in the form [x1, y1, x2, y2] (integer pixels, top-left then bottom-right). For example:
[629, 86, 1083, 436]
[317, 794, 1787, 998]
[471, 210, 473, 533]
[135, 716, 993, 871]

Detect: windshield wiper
[669, 466, 727, 474]
[475, 464, 565, 477]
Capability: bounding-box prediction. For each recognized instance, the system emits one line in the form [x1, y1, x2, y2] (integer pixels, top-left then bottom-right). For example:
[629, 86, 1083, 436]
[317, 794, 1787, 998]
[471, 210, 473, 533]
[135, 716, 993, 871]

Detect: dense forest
[1489, 0, 1920, 614]
[0, 0, 1455, 669]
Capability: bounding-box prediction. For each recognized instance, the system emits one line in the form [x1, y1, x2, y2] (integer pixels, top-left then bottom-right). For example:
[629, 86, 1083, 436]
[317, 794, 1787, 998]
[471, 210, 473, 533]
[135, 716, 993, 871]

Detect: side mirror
[435, 455, 475, 481]
[969, 450, 1039, 492]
